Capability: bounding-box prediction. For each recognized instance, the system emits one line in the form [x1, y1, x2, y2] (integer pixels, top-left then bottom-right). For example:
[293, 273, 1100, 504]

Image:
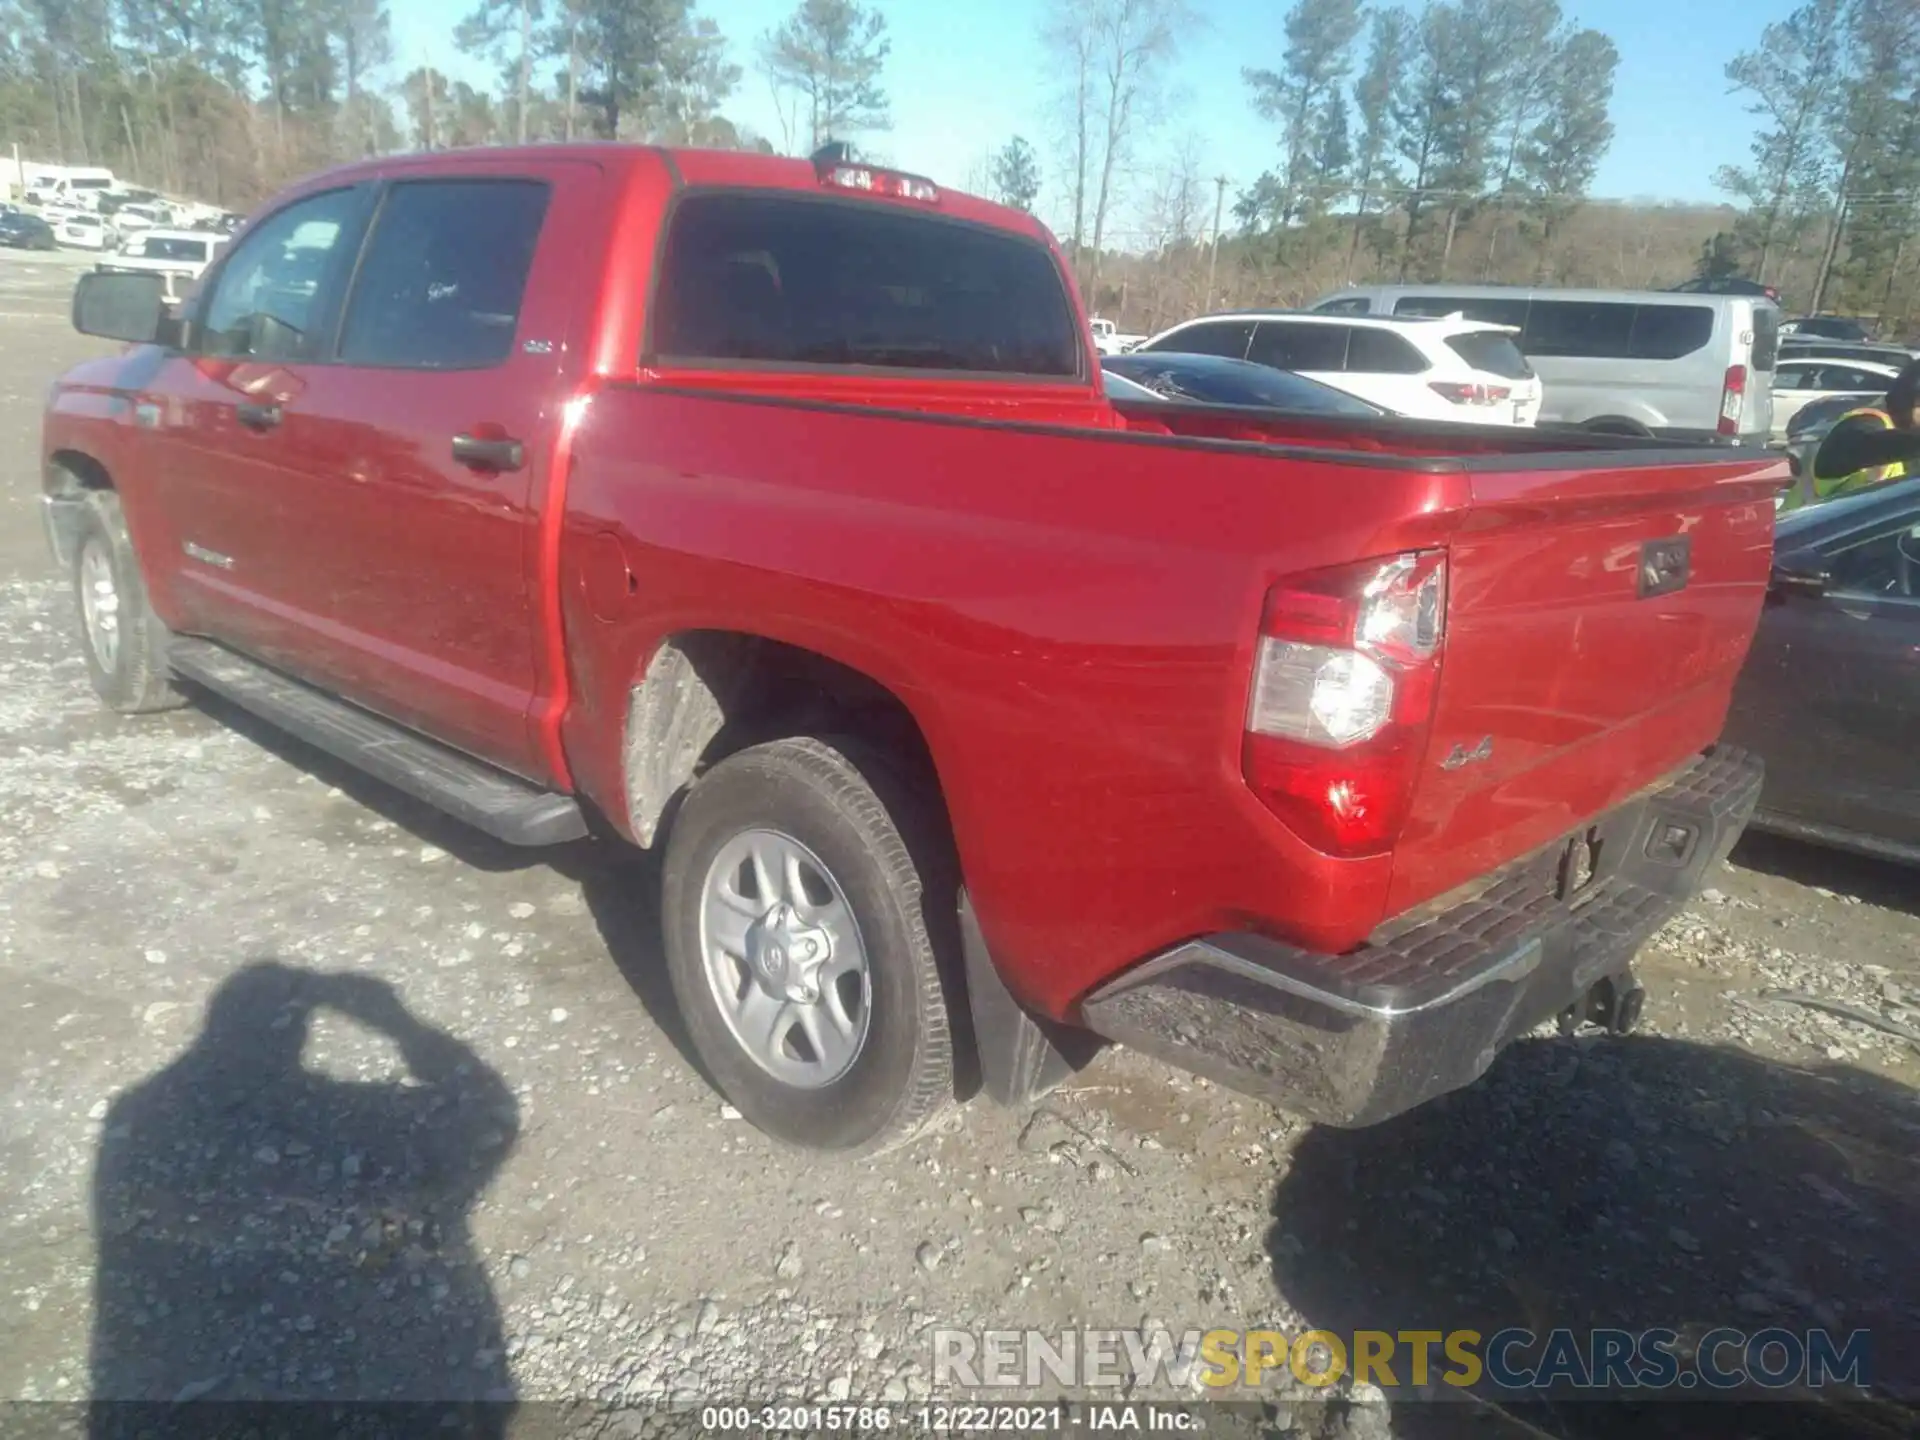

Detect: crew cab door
[165, 164, 598, 781]
[245, 166, 597, 780]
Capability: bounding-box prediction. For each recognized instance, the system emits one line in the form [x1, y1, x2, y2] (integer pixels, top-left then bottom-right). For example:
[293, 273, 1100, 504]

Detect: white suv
[1133, 310, 1544, 426]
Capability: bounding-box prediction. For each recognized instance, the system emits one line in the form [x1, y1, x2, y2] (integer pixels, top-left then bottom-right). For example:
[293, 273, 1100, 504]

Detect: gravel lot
[2, 245, 1916, 1437]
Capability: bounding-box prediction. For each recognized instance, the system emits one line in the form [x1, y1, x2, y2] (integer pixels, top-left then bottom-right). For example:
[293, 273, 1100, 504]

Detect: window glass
[1247, 321, 1349, 371]
[199, 188, 362, 361]
[1628, 304, 1715, 360]
[1827, 366, 1888, 393]
[1143, 320, 1253, 359]
[1393, 293, 1530, 329]
[1314, 296, 1374, 315]
[1776, 364, 1814, 390]
[1751, 305, 1779, 371]
[143, 235, 212, 264]
[1445, 330, 1532, 379]
[651, 193, 1080, 376]
[1523, 300, 1635, 358]
[338, 180, 551, 369]
[1828, 519, 1920, 598]
[1346, 327, 1429, 374]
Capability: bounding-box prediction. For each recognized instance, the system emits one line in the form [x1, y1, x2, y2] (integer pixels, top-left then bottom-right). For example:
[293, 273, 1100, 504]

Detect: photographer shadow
[88, 961, 519, 1436]
[1267, 1035, 1920, 1439]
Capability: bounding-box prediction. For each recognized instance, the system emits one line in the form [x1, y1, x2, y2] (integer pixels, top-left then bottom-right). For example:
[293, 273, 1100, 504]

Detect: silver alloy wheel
[699, 827, 872, 1089]
[79, 537, 121, 672]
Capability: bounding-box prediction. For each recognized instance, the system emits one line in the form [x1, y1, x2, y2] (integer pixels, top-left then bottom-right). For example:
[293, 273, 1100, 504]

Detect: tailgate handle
[1638, 537, 1691, 599]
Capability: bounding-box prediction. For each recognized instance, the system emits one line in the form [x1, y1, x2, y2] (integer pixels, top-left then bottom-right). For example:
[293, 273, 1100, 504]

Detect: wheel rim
[79, 538, 121, 672]
[699, 827, 872, 1090]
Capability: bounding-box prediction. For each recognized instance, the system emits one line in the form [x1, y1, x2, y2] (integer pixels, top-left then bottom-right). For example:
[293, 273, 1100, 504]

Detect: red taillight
[818, 162, 940, 203]
[1242, 552, 1447, 857]
[1718, 364, 1747, 436]
[1429, 381, 1512, 406]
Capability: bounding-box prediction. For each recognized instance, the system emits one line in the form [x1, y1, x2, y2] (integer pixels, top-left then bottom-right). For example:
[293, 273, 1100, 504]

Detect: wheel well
[43, 451, 115, 569]
[1582, 416, 1654, 437]
[622, 631, 943, 850]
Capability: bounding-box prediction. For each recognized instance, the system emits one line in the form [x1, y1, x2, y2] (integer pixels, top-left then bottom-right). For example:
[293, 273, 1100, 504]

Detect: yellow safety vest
[1787, 407, 1909, 512]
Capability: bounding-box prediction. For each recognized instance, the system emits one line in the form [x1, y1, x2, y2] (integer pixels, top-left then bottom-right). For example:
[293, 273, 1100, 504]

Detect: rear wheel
[71, 489, 183, 714]
[659, 736, 956, 1153]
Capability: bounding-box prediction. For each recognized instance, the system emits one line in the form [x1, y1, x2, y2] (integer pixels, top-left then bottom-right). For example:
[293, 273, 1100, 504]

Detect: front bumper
[1079, 746, 1763, 1127]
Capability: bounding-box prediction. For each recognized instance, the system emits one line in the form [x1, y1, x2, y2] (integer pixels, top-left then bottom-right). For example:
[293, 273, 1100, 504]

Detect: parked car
[1311, 284, 1779, 443]
[97, 227, 228, 304]
[56, 212, 116, 251]
[1778, 337, 1919, 369]
[46, 145, 1778, 1154]
[110, 203, 169, 235]
[1669, 276, 1781, 303]
[1101, 351, 1387, 414]
[1782, 315, 1874, 342]
[1770, 358, 1902, 441]
[1133, 310, 1542, 425]
[0, 210, 58, 251]
[1723, 477, 1920, 864]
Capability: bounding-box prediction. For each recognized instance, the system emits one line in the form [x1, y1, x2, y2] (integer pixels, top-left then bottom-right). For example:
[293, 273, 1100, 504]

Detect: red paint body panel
[42, 143, 1788, 1024]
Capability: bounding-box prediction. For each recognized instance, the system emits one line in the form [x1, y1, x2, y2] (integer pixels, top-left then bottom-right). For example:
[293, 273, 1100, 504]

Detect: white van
[1309, 284, 1779, 444]
[25, 167, 117, 211]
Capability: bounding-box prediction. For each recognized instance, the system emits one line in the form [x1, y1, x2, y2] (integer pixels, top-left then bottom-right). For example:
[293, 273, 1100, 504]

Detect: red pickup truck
[44, 144, 1781, 1154]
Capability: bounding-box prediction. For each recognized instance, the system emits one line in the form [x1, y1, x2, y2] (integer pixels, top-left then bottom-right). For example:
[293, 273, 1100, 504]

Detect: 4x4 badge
[1441, 736, 1494, 770]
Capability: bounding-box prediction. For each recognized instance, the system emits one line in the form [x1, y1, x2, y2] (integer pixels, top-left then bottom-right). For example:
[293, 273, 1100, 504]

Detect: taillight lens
[1430, 381, 1512, 406]
[1718, 364, 1747, 435]
[1243, 551, 1447, 857]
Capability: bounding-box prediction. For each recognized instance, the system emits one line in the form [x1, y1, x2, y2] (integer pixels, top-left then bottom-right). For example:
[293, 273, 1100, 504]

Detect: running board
[168, 638, 588, 847]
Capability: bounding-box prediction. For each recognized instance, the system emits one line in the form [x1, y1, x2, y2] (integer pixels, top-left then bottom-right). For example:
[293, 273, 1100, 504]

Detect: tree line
[3, 0, 1915, 328]
[0, 0, 893, 206]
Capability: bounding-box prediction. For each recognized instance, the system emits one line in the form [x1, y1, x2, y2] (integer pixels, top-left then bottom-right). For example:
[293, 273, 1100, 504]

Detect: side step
[168, 638, 589, 847]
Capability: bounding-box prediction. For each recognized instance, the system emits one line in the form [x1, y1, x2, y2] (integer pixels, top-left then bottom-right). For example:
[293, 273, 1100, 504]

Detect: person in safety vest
[1786, 355, 1920, 511]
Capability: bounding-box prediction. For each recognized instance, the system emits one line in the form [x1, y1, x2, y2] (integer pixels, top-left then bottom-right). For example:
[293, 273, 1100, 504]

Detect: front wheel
[71, 489, 183, 714]
[659, 736, 957, 1153]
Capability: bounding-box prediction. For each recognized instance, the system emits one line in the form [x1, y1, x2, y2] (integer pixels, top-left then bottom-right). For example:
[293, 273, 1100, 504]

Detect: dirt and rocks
[0, 248, 1916, 1438]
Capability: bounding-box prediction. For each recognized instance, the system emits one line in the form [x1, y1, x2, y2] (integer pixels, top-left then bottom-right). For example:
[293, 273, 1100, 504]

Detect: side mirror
[72, 271, 176, 346]
[1770, 547, 1831, 599]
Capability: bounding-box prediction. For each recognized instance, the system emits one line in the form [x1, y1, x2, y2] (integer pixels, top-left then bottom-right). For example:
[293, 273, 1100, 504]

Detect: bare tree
[760, 0, 889, 153]
[1081, 0, 1192, 299]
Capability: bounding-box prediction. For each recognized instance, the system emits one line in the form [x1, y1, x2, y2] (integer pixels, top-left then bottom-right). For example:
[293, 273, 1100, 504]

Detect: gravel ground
[2, 247, 1917, 1438]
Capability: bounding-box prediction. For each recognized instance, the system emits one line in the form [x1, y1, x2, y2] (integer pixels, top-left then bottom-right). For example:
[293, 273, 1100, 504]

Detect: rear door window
[1314, 295, 1374, 315]
[1145, 320, 1254, 359]
[650, 192, 1081, 377]
[1444, 330, 1533, 379]
[1628, 304, 1715, 360]
[1248, 321, 1349, 371]
[1345, 327, 1428, 374]
[337, 179, 551, 370]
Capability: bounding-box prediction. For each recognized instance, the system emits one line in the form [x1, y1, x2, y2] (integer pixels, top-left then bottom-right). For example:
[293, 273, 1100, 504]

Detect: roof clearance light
[821, 163, 940, 204]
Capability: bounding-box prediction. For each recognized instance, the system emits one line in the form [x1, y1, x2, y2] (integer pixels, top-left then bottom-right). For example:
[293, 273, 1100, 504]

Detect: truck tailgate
[1387, 450, 1782, 917]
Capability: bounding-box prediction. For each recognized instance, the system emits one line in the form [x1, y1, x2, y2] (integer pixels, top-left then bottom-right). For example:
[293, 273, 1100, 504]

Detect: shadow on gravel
[180, 689, 709, 1079]
[88, 962, 519, 1431]
[1729, 830, 1920, 920]
[1267, 1035, 1920, 1440]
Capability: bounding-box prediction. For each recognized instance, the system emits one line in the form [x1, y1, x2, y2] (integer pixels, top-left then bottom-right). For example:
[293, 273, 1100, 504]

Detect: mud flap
[960, 892, 1101, 1107]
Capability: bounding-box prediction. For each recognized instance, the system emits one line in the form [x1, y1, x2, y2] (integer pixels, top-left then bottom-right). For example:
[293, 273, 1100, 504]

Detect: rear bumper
[1078, 745, 1763, 1127]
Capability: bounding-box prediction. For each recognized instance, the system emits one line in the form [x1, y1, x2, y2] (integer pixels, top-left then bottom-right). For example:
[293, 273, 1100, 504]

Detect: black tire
[659, 735, 956, 1153]
[71, 489, 183, 714]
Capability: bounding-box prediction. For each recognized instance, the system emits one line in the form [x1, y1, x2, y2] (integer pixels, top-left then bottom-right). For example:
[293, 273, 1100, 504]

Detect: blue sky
[393, 0, 1800, 240]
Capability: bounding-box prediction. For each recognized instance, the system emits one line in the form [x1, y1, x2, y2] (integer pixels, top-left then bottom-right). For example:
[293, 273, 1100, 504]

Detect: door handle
[451, 433, 525, 472]
[236, 401, 282, 431]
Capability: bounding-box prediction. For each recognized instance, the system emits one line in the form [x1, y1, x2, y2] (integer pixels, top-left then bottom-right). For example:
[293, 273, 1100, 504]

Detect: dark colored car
[1724, 478, 1920, 863]
[0, 211, 57, 251]
[1669, 276, 1781, 302]
[1785, 315, 1874, 342]
[1101, 351, 1387, 414]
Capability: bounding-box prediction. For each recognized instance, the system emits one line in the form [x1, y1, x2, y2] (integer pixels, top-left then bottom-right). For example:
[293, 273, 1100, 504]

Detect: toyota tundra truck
[43, 144, 1781, 1153]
